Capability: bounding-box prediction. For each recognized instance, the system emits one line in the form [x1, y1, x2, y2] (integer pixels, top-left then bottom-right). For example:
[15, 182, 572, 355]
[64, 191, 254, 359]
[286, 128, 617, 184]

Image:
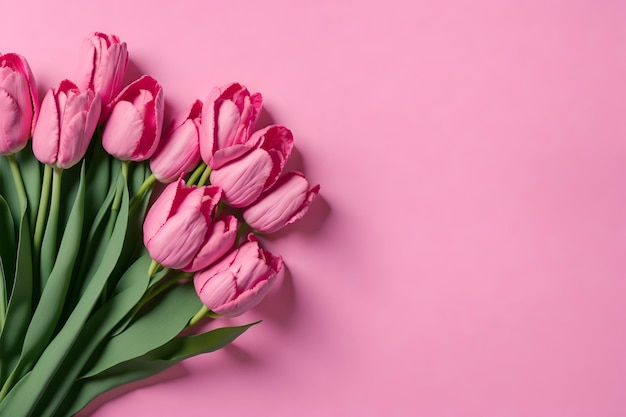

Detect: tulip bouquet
[0, 33, 319, 416]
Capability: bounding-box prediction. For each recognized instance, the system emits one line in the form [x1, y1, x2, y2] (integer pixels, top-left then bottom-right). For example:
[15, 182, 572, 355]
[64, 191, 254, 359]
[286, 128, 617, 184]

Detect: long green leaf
[59, 322, 258, 417]
[70, 170, 119, 303]
[0, 163, 20, 236]
[11, 164, 85, 383]
[0, 195, 16, 323]
[0, 212, 32, 386]
[33, 255, 151, 417]
[0, 176, 129, 417]
[15, 144, 41, 233]
[82, 283, 202, 378]
[84, 140, 110, 225]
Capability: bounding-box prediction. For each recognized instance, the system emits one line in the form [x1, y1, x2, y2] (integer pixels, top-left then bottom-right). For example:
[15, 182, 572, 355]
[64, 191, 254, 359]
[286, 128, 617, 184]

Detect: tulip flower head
[200, 82, 262, 169]
[0, 53, 39, 155]
[243, 172, 320, 234]
[75, 32, 128, 108]
[32, 80, 101, 168]
[150, 100, 202, 183]
[194, 235, 282, 317]
[210, 125, 294, 207]
[143, 178, 237, 272]
[102, 75, 164, 161]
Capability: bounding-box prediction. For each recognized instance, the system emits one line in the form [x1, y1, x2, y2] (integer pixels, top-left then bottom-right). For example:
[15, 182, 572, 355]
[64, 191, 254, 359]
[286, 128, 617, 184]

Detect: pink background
[2, 1, 626, 416]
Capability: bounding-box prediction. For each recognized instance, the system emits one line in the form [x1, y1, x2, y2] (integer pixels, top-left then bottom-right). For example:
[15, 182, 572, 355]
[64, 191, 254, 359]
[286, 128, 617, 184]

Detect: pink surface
[2, 1, 626, 416]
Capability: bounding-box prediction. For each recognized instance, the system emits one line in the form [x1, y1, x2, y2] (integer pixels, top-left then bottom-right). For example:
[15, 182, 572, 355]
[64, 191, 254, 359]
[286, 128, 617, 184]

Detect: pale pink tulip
[32, 80, 101, 168]
[193, 235, 282, 317]
[150, 100, 202, 183]
[143, 179, 237, 271]
[75, 32, 128, 108]
[243, 172, 320, 234]
[102, 75, 164, 161]
[0, 53, 39, 155]
[210, 125, 293, 207]
[200, 82, 262, 169]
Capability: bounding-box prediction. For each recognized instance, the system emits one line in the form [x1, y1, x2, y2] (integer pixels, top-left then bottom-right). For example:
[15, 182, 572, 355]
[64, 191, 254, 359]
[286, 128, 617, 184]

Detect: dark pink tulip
[200, 82, 262, 169]
[193, 235, 282, 317]
[75, 32, 128, 107]
[0, 53, 39, 155]
[102, 75, 164, 161]
[210, 125, 293, 207]
[150, 100, 202, 183]
[32, 80, 101, 168]
[243, 172, 320, 234]
[143, 178, 237, 271]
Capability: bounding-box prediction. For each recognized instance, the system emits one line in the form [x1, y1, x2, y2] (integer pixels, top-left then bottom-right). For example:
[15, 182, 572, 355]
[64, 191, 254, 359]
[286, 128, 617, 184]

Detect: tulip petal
[102, 100, 144, 160]
[183, 215, 237, 272]
[243, 172, 319, 234]
[0, 88, 21, 154]
[150, 118, 201, 182]
[216, 99, 241, 150]
[195, 270, 238, 311]
[143, 179, 194, 243]
[145, 209, 207, 269]
[32, 89, 60, 164]
[213, 274, 275, 317]
[57, 110, 88, 169]
[210, 149, 273, 207]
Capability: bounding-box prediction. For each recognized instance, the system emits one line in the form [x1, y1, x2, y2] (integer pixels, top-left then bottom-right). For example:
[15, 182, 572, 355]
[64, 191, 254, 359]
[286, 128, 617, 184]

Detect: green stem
[143, 271, 189, 306]
[134, 173, 157, 202]
[188, 305, 210, 327]
[121, 160, 130, 180]
[147, 260, 161, 279]
[186, 163, 207, 186]
[33, 165, 53, 258]
[40, 168, 63, 277]
[197, 165, 212, 187]
[6, 154, 28, 213]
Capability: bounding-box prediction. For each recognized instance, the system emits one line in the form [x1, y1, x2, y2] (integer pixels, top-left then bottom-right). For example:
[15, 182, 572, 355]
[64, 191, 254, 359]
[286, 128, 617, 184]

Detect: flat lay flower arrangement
[0, 32, 319, 416]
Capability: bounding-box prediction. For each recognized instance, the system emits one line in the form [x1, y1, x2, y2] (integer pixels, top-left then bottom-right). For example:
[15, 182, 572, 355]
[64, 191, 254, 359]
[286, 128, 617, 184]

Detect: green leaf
[0, 157, 20, 227]
[11, 164, 85, 383]
[0, 212, 32, 386]
[59, 322, 258, 417]
[32, 255, 151, 417]
[82, 282, 202, 378]
[15, 144, 41, 233]
[71, 170, 119, 301]
[84, 140, 111, 226]
[0, 195, 16, 319]
[0, 175, 129, 417]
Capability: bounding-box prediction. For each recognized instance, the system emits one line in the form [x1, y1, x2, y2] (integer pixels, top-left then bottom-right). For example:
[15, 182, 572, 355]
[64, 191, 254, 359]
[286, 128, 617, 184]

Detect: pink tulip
[209, 125, 293, 207]
[194, 235, 282, 317]
[32, 80, 101, 168]
[243, 172, 320, 234]
[75, 32, 128, 108]
[150, 100, 202, 183]
[102, 75, 164, 161]
[200, 82, 262, 169]
[0, 53, 39, 155]
[143, 178, 237, 272]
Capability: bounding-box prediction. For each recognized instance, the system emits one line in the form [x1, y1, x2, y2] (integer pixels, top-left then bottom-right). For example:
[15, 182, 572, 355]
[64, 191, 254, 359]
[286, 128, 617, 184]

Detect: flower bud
[102, 75, 164, 161]
[209, 125, 293, 207]
[0, 53, 39, 155]
[243, 172, 320, 234]
[143, 178, 237, 271]
[194, 235, 282, 317]
[75, 32, 128, 108]
[150, 100, 202, 183]
[32, 80, 101, 168]
[200, 82, 262, 169]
